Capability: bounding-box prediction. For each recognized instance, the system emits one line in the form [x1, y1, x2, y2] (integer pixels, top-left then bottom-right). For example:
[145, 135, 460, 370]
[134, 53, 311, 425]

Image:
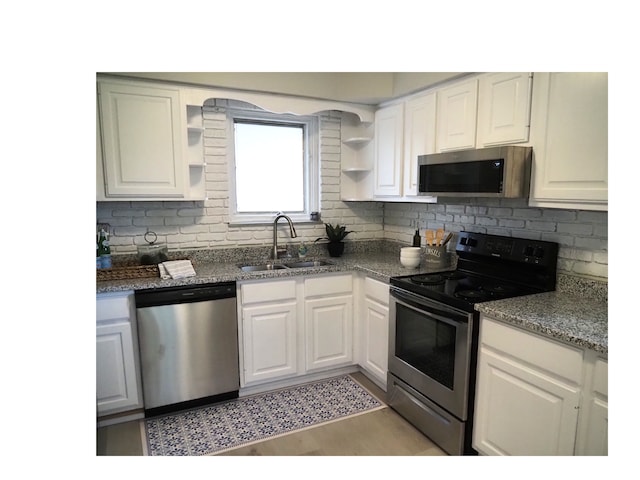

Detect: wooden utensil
[436, 229, 444, 246]
[426, 230, 434, 247]
[441, 232, 453, 247]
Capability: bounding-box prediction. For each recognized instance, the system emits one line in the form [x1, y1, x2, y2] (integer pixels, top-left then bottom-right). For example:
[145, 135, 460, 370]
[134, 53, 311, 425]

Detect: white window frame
[227, 108, 319, 225]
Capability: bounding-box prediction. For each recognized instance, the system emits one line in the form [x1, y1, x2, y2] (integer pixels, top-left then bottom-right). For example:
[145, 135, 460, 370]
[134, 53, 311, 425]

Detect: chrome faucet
[272, 214, 297, 259]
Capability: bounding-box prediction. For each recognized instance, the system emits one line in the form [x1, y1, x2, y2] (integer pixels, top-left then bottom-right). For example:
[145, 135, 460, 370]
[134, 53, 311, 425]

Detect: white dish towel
[159, 260, 196, 279]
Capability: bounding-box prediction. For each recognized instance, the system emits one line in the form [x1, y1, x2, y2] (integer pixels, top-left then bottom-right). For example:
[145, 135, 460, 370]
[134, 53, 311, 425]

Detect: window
[228, 109, 319, 224]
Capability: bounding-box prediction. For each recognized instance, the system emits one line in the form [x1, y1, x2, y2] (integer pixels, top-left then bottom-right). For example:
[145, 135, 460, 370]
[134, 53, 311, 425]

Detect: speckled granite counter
[95, 251, 451, 294]
[475, 291, 608, 354]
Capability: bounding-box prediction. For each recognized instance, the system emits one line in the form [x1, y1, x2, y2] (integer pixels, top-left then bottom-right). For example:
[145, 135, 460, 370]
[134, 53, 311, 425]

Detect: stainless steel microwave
[418, 146, 532, 198]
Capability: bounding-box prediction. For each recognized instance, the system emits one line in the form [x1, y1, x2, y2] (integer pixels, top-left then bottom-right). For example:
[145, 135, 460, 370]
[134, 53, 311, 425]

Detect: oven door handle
[390, 286, 471, 325]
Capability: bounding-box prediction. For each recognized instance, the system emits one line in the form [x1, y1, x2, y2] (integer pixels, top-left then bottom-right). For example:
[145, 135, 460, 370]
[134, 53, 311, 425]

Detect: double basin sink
[239, 260, 333, 272]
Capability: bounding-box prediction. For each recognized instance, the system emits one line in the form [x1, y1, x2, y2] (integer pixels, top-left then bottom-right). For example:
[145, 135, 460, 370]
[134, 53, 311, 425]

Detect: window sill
[228, 218, 324, 227]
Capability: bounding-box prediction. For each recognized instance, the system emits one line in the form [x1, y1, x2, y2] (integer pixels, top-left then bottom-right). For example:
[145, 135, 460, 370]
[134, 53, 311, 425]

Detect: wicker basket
[97, 264, 160, 282]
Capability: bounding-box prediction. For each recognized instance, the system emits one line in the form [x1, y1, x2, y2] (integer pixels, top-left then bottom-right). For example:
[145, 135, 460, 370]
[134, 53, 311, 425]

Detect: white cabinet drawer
[96, 292, 132, 323]
[364, 277, 389, 305]
[481, 317, 584, 384]
[305, 274, 353, 297]
[241, 279, 297, 305]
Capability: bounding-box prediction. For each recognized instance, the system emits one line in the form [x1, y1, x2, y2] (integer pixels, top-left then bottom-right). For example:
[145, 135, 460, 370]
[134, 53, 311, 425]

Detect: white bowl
[401, 252, 421, 258]
[401, 247, 422, 254]
[400, 256, 421, 268]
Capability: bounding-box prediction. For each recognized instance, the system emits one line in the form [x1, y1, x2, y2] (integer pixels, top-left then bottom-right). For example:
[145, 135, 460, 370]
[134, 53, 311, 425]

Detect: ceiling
[102, 72, 469, 105]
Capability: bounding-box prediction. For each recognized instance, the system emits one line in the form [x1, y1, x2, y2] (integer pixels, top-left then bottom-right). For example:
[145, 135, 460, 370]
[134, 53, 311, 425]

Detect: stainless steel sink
[239, 260, 333, 272]
[284, 260, 333, 268]
[239, 264, 288, 272]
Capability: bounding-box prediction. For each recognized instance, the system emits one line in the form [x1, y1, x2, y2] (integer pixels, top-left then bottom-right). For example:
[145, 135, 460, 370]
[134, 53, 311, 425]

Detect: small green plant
[316, 223, 352, 243]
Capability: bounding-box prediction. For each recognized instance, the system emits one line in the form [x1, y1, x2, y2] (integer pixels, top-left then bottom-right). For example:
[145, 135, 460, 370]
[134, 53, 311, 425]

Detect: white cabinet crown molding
[98, 75, 376, 122]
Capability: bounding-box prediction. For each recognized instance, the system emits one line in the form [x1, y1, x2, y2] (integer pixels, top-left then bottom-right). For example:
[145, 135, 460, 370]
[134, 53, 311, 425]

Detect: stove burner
[483, 284, 516, 296]
[441, 271, 466, 280]
[454, 290, 488, 301]
[411, 274, 445, 285]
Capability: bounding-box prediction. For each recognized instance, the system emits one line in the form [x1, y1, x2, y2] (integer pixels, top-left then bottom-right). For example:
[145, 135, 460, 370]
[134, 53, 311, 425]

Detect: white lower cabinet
[96, 292, 143, 417]
[575, 352, 608, 455]
[473, 316, 608, 456]
[360, 277, 389, 388]
[305, 284, 353, 371]
[239, 274, 355, 388]
[242, 300, 299, 384]
[240, 279, 299, 385]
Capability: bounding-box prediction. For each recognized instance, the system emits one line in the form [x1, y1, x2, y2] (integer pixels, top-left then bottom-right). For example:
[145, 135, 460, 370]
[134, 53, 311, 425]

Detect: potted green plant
[315, 223, 352, 257]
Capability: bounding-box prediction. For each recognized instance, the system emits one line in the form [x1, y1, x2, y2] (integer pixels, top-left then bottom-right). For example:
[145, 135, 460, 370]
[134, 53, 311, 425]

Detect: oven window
[395, 303, 456, 389]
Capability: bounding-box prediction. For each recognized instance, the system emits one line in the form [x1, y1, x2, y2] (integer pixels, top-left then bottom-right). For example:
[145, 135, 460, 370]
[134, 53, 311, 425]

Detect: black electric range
[391, 231, 559, 313]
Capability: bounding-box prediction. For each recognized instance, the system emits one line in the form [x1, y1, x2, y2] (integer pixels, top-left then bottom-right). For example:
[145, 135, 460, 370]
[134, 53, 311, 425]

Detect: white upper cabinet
[529, 73, 608, 210]
[97, 78, 206, 201]
[372, 94, 437, 202]
[403, 92, 437, 196]
[98, 80, 186, 198]
[436, 78, 479, 152]
[374, 103, 405, 197]
[477, 72, 532, 146]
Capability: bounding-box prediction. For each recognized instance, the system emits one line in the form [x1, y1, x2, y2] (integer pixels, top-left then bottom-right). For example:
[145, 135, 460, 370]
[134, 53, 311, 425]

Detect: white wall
[102, 72, 464, 104]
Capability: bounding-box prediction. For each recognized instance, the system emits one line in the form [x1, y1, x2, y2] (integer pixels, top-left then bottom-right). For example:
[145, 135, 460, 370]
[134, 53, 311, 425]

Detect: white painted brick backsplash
[97, 106, 607, 280]
[382, 199, 608, 280]
[97, 110, 383, 255]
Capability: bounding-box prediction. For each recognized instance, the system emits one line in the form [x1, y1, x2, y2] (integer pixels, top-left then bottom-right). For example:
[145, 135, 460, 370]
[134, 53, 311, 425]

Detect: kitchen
[96, 72, 608, 460]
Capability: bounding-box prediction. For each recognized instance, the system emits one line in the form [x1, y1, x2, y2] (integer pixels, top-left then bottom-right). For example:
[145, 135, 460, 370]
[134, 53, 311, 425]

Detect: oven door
[389, 286, 473, 420]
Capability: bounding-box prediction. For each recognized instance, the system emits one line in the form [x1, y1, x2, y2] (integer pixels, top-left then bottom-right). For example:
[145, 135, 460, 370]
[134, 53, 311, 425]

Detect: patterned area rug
[143, 375, 385, 456]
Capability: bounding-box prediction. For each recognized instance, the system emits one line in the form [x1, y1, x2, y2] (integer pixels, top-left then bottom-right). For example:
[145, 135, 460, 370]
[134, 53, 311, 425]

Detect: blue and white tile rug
[143, 375, 385, 456]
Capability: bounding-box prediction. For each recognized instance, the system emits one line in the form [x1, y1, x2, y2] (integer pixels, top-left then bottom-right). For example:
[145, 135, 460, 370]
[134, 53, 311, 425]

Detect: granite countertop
[475, 292, 608, 354]
[95, 251, 447, 294]
[97, 247, 607, 355]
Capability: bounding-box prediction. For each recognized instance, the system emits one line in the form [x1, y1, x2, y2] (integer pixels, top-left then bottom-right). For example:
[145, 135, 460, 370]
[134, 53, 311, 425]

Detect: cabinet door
[242, 301, 298, 385]
[374, 103, 404, 197]
[96, 100, 107, 200]
[361, 297, 389, 386]
[436, 78, 478, 152]
[529, 72, 608, 209]
[96, 321, 141, 415]
[477, 72, 532, 146]
[403, 93, 436, 196]
[473, 349, 581, 456]
[305, 295, 353, 371]
[98, 81, 186, 198]
[576, 355, 608, 455]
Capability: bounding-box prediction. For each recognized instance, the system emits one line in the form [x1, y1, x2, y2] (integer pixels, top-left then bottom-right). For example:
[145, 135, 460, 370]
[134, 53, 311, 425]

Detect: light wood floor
[96, 372, 447, 456]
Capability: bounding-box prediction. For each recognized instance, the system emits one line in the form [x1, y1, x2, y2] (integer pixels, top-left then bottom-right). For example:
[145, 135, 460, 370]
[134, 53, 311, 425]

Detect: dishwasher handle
[135, 282, 236, 308]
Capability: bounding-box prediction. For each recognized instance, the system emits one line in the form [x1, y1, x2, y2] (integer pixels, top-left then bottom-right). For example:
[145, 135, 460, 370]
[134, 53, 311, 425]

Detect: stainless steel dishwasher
[135, 282, 239, 416]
